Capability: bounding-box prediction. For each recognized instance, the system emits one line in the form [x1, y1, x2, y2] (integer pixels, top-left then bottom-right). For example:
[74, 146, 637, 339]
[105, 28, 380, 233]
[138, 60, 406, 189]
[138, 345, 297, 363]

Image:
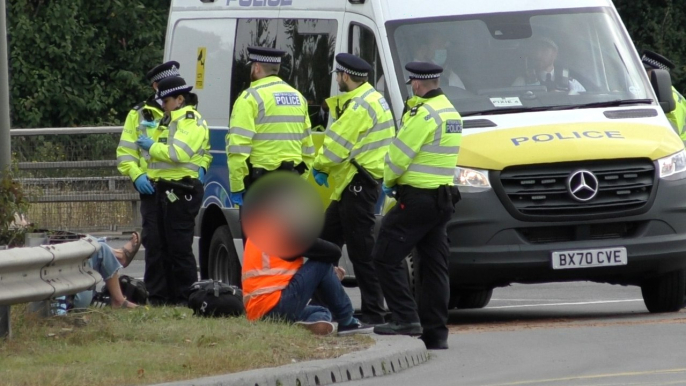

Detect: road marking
[484, 367, 686, 385]
[486, 299, 643, 309]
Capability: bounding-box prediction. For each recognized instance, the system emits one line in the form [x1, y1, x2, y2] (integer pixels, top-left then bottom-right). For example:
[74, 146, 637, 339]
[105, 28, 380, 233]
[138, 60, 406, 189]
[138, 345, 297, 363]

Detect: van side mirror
[650, 69, 675, 114]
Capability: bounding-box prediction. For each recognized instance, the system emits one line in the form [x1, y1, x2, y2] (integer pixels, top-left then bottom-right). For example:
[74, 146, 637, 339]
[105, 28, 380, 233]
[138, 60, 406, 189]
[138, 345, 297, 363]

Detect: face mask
[433, 49, 447, 66]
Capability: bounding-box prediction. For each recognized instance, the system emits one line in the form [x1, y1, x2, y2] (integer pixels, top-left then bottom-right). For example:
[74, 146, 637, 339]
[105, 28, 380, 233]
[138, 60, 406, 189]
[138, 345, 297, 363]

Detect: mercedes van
[165, 0, 686, 312]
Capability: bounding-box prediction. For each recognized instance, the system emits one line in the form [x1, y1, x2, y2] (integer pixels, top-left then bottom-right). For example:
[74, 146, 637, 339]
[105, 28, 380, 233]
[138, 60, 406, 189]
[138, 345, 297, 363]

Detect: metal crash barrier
[0, 236, 103, 338]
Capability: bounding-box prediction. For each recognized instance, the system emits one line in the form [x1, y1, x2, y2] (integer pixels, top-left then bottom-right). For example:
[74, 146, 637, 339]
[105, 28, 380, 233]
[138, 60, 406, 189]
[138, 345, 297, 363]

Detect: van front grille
[498, 159, 655, 218]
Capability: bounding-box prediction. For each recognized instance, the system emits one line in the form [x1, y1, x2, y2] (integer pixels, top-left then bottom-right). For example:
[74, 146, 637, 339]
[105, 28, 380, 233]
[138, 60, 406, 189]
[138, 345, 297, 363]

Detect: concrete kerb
[153, 335, 429, 386]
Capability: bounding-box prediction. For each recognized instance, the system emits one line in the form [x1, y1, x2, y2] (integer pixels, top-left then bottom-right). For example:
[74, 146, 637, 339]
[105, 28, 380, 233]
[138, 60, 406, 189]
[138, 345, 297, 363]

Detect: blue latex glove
[136, 135, 155, 151]
[313, 169, 329, 188]
[141, 119, 158, 128]
[382, 183, 396, 198]
[134, 174, 155, 195]
[198, 167, 206, 184]
[230, 191, 244, 207]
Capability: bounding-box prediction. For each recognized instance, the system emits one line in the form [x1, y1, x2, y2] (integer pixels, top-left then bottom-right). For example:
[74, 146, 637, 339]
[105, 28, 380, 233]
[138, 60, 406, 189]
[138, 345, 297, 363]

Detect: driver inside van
[512, 37, 585, 94]
[411, 32, 465, 90]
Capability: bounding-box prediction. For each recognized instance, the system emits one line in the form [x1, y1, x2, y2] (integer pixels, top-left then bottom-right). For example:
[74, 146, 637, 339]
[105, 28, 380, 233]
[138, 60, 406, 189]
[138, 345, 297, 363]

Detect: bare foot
[119, 232, 141, 268]
[113, 248, 126, 266]
[111, 298, 138, 309]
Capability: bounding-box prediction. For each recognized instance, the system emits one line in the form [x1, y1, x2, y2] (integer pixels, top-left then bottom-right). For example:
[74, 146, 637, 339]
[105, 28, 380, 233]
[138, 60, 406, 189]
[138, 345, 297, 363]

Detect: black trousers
[373, 186, 453, 341]
[155, 179, 204, 304]
[139, 193, 167, 304]
[321, 175, 386, 323]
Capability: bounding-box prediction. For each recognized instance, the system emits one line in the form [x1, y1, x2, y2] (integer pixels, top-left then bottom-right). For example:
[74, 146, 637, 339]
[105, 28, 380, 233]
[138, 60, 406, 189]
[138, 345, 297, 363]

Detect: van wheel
[641, 270, 685, 313]
[208, 225, 241, 287]
[450, 288, 493, 309]
[403, 252, 420, 304]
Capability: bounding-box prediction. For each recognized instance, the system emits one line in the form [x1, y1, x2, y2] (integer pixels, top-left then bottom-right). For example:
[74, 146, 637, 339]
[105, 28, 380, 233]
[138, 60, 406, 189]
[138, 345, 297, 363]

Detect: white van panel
[167, 18, 237, 128]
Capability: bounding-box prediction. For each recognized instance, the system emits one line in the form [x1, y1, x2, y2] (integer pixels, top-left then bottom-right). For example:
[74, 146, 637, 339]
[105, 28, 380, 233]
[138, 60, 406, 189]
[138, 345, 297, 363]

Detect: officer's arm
[384, 113, 431, 187]
[313, 107, 364, 173]
[227, 94, 257, 192]
[116, 110, 144, 181]
[149, 118, 205, 164]
[200, 121, 213, 171]
[300, 110, 315, 178]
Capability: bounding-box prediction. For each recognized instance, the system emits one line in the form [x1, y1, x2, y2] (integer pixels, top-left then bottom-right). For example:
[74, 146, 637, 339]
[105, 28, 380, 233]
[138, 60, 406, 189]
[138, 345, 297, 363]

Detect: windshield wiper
[461, 99, 654, 117]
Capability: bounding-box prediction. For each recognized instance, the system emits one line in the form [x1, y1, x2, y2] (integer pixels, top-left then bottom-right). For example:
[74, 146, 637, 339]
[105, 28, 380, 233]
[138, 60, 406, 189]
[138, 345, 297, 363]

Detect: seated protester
[72, 234, 142, 310]
[512, 37, 585, 94]
[242, 237, 373, 336]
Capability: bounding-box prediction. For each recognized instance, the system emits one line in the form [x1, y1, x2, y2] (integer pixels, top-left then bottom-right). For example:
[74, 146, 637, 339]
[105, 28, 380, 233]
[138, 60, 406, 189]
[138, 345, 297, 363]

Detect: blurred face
[336, 72, 350, 92]
[533, 45, 558, 72]
[162, 95, 184, 113]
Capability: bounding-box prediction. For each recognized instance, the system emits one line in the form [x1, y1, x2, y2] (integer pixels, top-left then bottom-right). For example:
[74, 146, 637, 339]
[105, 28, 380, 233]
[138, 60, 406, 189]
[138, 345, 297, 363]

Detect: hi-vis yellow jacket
[226, 76, 314, 192]
[314, 82, 395, 200]
[116, 99, 165, 182]
[385, 89, 462, 189]
[147, 105, 211, 181]
[667, 86, 686, 144]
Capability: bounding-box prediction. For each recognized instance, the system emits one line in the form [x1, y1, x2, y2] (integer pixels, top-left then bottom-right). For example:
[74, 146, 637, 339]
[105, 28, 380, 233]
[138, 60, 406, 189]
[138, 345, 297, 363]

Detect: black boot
[373, 321, 422, 336]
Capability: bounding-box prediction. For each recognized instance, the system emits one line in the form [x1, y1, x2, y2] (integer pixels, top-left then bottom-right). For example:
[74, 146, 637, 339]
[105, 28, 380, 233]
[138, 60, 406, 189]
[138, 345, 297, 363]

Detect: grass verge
[1, 305, 373, 386]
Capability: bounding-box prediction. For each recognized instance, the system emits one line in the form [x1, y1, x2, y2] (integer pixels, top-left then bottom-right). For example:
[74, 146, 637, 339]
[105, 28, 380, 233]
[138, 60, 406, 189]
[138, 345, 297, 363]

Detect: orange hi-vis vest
[242, 239, 303, 321]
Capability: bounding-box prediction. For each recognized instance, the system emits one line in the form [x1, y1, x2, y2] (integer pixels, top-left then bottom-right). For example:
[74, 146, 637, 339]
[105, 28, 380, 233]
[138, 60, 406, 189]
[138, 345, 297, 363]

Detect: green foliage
[615, 0, 686, 91]
[7, 0, 170, 129]
[0, 165, 31, 247]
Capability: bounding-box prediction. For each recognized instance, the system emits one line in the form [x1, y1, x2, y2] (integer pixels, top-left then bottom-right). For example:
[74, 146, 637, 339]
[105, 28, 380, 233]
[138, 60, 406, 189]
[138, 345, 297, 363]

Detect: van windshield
[386, 7, 653, 117]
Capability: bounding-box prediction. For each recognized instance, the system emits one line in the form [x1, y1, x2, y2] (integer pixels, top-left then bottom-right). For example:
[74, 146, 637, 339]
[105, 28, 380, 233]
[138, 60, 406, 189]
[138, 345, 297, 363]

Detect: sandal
[121, 231, 141, 268]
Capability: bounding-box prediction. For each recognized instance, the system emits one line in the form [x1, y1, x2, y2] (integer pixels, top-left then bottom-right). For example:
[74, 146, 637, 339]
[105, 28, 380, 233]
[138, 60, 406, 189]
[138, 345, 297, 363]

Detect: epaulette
[185, 111, 195, 119]
[409, 102, 424, 117]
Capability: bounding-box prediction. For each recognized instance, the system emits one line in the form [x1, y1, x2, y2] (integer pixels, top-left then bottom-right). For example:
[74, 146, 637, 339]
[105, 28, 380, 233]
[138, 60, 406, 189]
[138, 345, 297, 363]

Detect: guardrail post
[0, 245, 8, 338]
[132, 199, 142, 228]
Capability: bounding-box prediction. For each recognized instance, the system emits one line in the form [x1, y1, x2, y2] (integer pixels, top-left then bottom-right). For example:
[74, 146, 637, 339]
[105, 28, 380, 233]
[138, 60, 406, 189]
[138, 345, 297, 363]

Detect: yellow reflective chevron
[385, 92, 462, 189]
[148, 106, 211, 181]
[314, 82, 396, 200]
[116, 101, 164, 181]
[226, 76, 314, 192]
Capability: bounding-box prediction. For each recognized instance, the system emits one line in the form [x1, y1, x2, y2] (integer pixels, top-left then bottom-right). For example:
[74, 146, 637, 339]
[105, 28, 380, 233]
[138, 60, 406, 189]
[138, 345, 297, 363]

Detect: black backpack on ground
[98, 274, 149, 305]
[188, 280, 245, 317]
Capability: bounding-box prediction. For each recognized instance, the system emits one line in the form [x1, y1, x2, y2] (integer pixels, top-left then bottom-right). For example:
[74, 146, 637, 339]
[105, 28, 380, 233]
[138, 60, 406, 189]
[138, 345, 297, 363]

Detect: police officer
[226, 47, 315, 207]
[116, 61, 183, 305]
[642, 50, 686, 144]
[372, 62, 462, 350]
[312, 53, 395, 325]
[136, 76, 212, 305]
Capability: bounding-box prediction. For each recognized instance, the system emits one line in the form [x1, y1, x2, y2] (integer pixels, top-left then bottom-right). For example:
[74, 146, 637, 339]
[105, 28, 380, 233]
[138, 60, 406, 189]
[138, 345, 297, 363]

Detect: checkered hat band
[336, 63, 368, 77]
[408, 71, 440, 80]
[151, 67, 180, 83]
[642, 56, 669, 71]
[159, 85, 191, 98]
[249, 54, 281, 63]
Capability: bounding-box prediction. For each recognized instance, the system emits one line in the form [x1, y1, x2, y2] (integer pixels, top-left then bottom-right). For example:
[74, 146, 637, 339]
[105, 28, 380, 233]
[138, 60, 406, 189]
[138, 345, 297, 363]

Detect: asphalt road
[118, 249, 686, 386]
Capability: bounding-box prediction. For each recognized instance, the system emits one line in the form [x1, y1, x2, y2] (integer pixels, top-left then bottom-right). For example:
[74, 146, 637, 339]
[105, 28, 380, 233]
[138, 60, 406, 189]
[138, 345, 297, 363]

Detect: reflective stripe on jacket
[385, 90, 462, 189]
[147, 106, 211, 181]
[667, 86, 686, 144]
[314, 82, 395, 200]
[226, 76, 314, 192]
[116, 100, 164, 181]
[242, 239, 303, 321]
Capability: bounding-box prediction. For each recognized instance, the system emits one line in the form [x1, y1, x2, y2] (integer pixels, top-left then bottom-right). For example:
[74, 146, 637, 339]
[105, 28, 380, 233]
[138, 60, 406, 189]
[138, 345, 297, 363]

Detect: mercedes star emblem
[567, 170, 599, 202]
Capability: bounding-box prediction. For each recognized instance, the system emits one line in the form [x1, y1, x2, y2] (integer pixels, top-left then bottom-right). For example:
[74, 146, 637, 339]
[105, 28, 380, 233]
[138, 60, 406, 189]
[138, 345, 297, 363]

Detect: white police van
[167, 0, 686, 313]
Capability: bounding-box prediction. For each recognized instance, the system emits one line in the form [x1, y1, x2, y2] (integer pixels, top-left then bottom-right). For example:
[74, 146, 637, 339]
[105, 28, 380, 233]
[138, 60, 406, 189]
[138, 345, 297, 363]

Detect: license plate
[551, 247, 627, 270]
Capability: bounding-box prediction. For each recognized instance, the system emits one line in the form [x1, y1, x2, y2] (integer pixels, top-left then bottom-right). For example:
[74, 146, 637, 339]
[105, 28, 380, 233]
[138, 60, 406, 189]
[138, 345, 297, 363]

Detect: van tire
[641, 270, 685, 313]
[451, 288, 493, 309]
[208, 225, 242, 287]
[403, 252, 421, 304]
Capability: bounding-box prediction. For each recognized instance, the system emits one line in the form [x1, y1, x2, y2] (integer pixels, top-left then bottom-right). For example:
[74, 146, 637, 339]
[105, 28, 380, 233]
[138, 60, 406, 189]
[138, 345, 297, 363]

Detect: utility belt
[244, 160, 307, 191]
[155, 177, 200, 193]
[397, 185, 461, 210]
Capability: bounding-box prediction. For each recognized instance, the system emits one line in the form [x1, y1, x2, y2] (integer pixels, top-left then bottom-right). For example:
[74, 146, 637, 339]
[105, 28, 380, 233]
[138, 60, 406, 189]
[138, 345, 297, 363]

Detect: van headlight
[658, 150, 686, 180]
[454, 167, 491, 193]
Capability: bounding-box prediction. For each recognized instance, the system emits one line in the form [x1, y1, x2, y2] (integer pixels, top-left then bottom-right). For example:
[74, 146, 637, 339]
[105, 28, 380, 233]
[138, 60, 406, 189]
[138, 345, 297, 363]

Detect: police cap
[156, 76, 193, 99]
[642, 50, 675, 71]
[146, 61, 181, 84]
[405, 61, 443, 84]
[247, 47, 286, 64]
[332, 53, 372, 77]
